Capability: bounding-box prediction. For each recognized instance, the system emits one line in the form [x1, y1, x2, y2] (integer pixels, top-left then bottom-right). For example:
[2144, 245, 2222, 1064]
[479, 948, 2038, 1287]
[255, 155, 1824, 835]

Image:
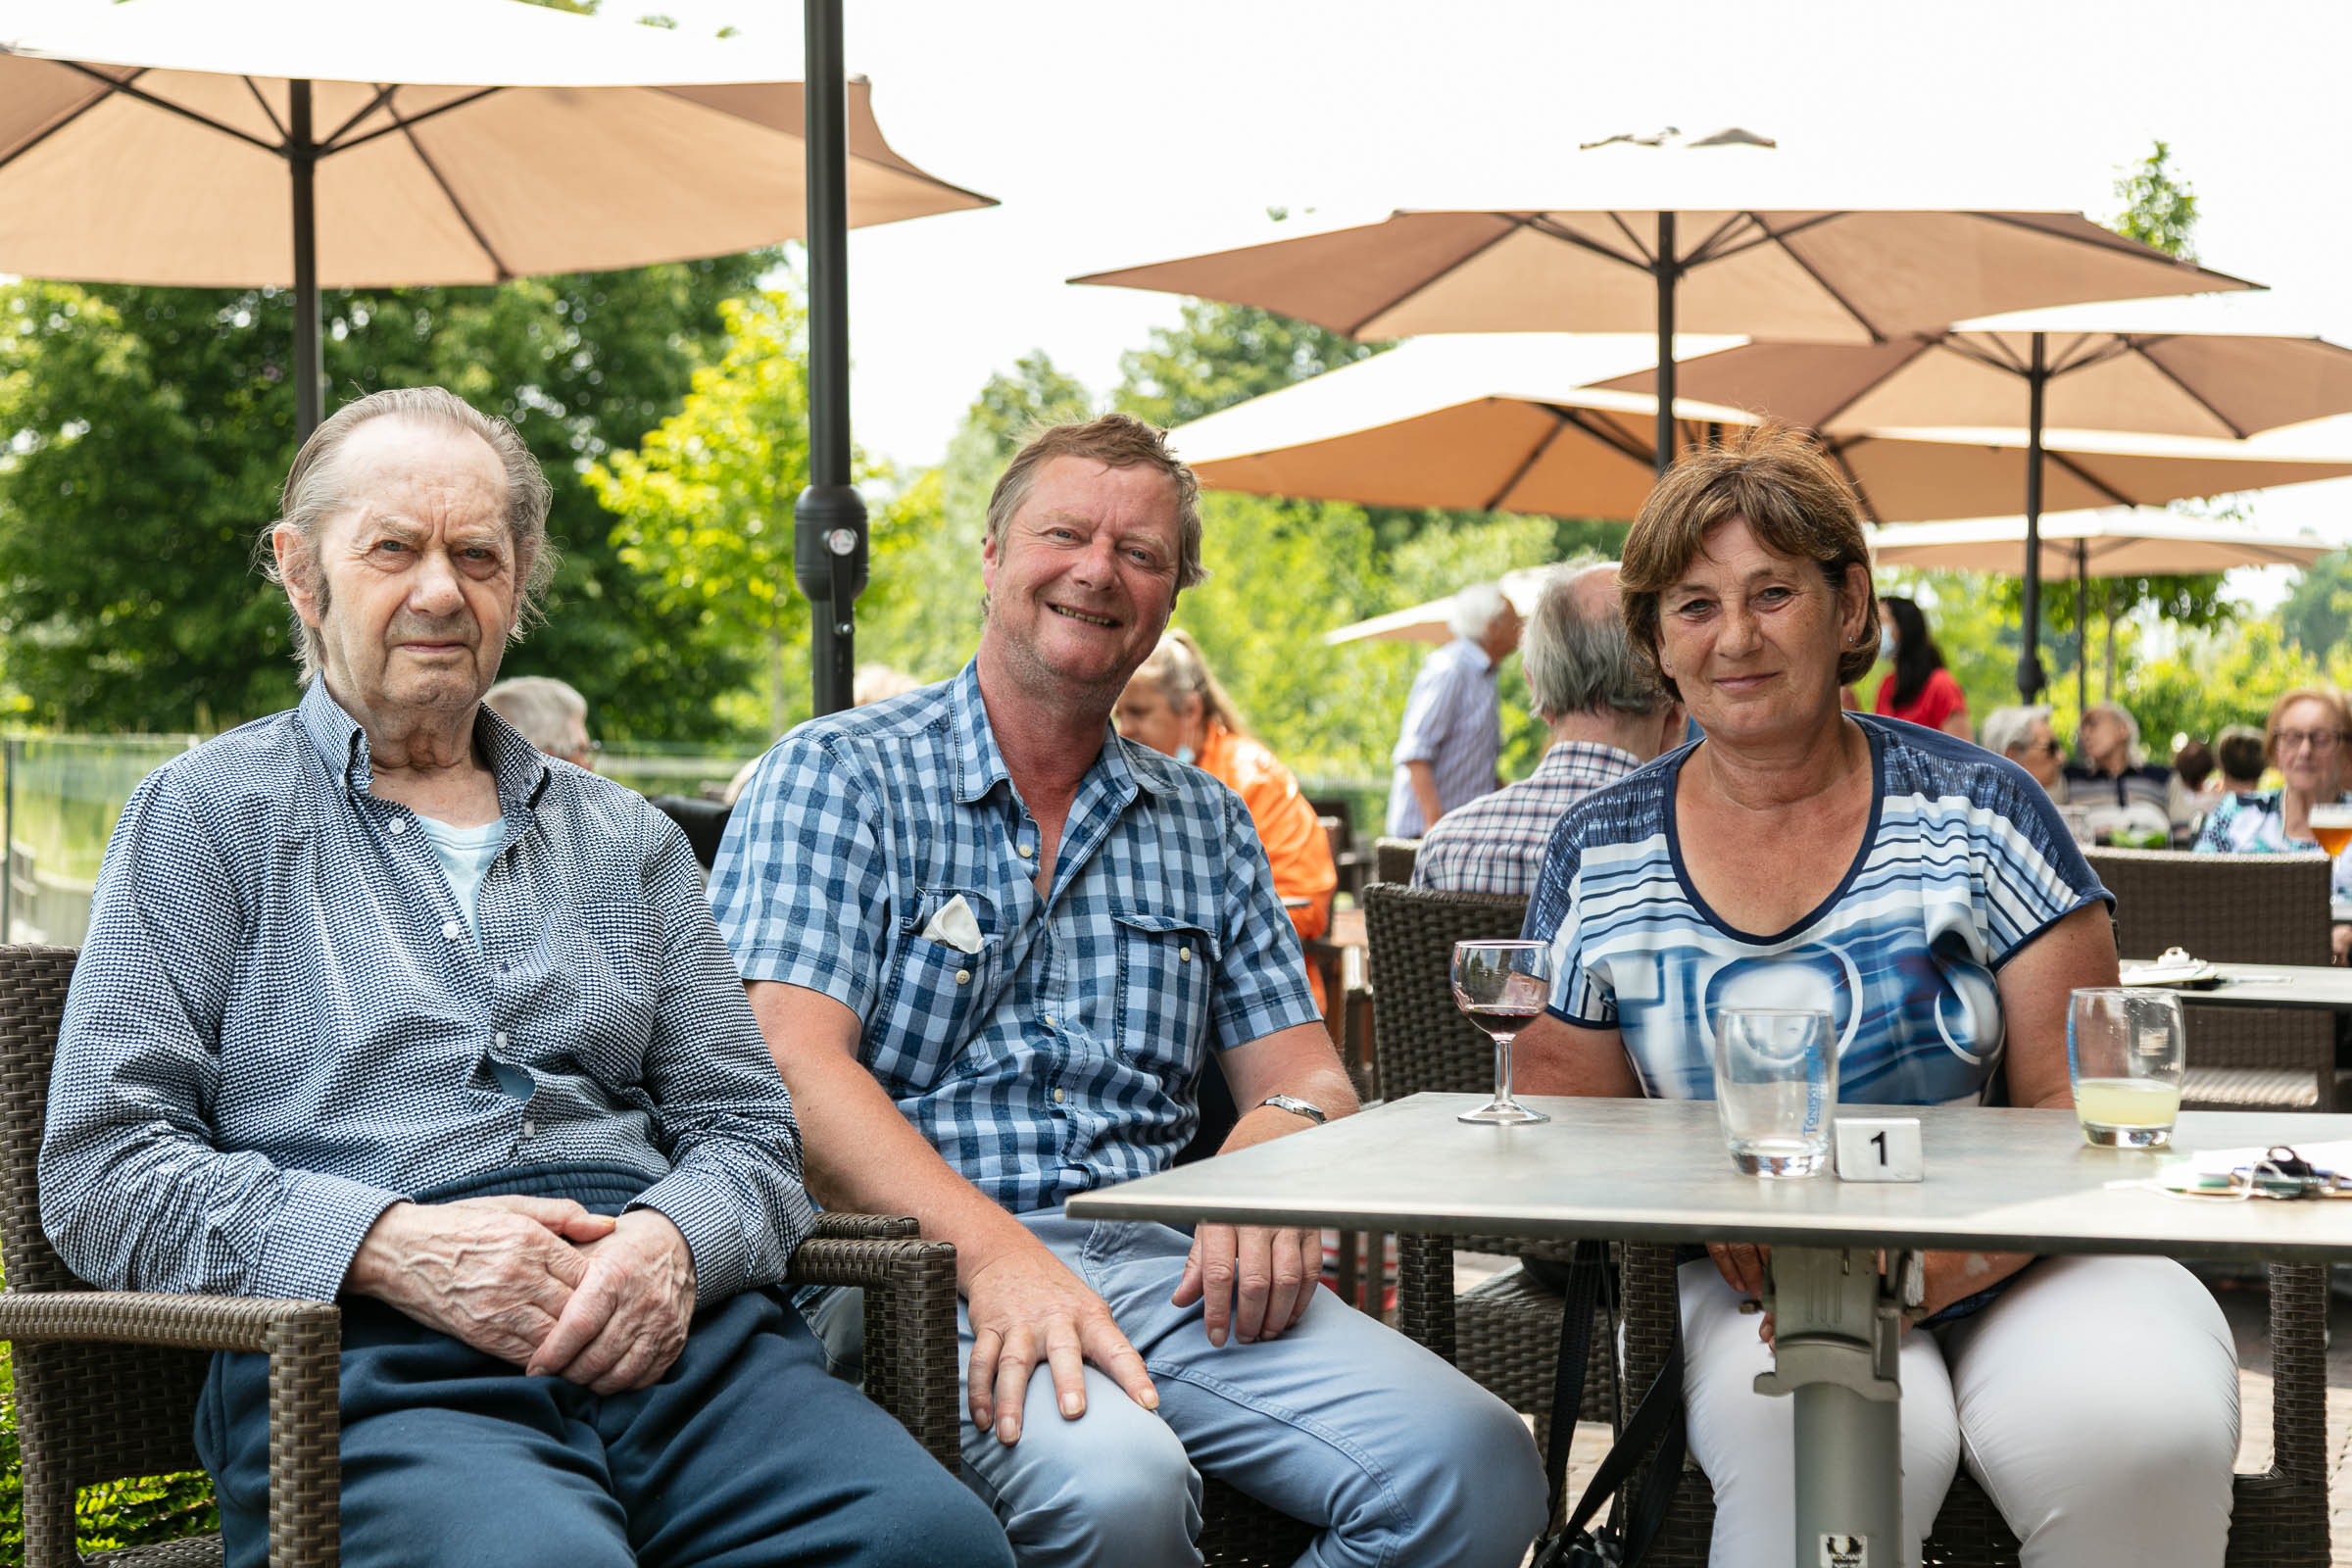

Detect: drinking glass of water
[2068, 988, 2184, 1148]
[1451, 940, 1552, 1125]
[1711, 1008, 1836, 1177]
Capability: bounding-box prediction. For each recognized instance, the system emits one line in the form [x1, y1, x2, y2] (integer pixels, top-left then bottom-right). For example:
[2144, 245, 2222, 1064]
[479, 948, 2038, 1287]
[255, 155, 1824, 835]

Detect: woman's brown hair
[1618, 424, 1879, 702]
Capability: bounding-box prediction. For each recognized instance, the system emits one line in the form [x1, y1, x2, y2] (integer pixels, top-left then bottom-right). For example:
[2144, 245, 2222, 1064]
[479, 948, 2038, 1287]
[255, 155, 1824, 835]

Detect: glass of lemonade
[1711, 1008, 1836, 1176]
[2068, 988, 2184, 1148]
[2308, 802, 2352, 859]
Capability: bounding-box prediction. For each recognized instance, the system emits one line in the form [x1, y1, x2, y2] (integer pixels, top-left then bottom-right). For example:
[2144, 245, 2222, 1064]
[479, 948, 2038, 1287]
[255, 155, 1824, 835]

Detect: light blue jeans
[807, 1210, 1546, 1568]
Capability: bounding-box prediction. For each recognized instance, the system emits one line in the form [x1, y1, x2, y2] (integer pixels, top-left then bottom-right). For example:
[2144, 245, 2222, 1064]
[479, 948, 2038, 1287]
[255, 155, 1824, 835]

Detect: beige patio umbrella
[1867, 512, 2337, 577]
[0, 0, 995, 434]
[1073, 137, 2257, 487]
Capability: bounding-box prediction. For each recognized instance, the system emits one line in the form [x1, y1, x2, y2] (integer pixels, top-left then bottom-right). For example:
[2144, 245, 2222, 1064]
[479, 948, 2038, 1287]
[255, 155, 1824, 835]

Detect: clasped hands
[962, 1221, 1318, 1446]
[346, 1194, 696, 1394]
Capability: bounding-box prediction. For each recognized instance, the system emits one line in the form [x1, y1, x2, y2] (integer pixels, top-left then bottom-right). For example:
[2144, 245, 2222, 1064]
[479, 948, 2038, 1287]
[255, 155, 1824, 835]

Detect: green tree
[0, 255, 768, 737]
[1118, 300, 1386, 430]
[587, 291, 820, 739]
[2111, 140, 2199, 261]
[2279, 548, 2352, 657]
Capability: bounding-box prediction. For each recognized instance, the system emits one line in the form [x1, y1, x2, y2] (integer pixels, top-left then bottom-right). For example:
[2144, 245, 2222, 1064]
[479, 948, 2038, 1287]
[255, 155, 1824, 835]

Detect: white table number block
[1835, 1117, 1924, 1182]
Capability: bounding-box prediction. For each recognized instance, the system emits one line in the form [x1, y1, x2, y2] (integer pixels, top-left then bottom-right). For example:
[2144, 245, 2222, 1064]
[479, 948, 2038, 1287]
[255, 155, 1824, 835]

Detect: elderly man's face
[2010, 717, 2065, 788]
[283, 417, 520, 726]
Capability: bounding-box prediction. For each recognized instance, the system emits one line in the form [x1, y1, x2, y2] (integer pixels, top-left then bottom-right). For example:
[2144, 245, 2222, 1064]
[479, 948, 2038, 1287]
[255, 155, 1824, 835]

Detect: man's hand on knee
[525, 1209, 698, 1394]
[963, 1242, 1157, 1446]
[345, 1197, 612, 1365]
[1173, 1224, 1318, 1348]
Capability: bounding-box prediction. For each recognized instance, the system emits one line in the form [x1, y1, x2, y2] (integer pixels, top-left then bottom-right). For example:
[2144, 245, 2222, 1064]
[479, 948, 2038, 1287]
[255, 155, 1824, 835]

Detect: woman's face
[1652, 515, 1867, 750]
[1112, 676, 1197, 757]
[2078, 709, 2129, 772]
[2272, 697, 2345, 797]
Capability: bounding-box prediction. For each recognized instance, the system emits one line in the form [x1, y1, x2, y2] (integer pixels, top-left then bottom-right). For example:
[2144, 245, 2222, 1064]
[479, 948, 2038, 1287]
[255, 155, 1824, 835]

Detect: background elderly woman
[2196, 686, 2352, 961]
[1512, 426, 2236, 1568]
[1117, 628, 1337, 1009]
[1980, 704, 2067, 802]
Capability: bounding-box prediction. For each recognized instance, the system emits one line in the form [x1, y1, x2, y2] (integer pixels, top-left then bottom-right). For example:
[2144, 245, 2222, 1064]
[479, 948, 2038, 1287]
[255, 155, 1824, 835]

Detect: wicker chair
[0, 944, 969, 1567]
[1372, 837, 1420, 886]
[1623, 1241, 2331, 1568]
[2086, 848, 2335, 1112]
[1363, 882, 1617, 1471]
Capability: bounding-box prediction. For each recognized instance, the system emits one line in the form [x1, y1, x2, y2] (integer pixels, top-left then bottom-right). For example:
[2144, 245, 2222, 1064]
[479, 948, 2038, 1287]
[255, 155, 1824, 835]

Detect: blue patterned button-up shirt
[1412, 741, 1643, 899]
[41, 679, 815, 1306]
[1387, 637, 1503, 836]
[711, 662, 1321, 1215]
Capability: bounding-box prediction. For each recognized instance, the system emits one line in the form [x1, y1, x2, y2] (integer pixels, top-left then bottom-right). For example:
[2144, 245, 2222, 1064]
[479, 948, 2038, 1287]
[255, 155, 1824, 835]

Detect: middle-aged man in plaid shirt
[41, 387, 1012, 1568]
[1413, 562, 1687, 900]
[713, 415, 1544, 1568]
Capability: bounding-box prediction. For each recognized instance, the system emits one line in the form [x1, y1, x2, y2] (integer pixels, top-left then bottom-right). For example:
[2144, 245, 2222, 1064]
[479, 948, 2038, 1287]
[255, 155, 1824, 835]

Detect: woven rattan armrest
[781, 1216, 959, 1472]
[0, 1290, 339, 1568]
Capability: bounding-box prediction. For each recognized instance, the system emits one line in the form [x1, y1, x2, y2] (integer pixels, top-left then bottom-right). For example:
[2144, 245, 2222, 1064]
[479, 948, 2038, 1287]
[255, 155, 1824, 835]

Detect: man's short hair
[1980, 704, 2051, 761]
[484, 675, 588, 756]
[1519, 566, 1663, 721]
[2215, 724, 2267, 785]
[260, 386, 556, 682]
[1446, 582, 1511, 642]
[985, 414, 1205, 590]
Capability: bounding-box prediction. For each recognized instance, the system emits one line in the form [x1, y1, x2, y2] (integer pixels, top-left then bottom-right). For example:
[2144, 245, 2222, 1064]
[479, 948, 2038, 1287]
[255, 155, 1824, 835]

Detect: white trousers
[1679, 1253, 2240, 1568]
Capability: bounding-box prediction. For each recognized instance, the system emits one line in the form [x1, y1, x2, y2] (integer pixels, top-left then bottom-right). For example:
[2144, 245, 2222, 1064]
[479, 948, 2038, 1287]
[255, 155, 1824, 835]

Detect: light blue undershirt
[414, 815, 505, 946]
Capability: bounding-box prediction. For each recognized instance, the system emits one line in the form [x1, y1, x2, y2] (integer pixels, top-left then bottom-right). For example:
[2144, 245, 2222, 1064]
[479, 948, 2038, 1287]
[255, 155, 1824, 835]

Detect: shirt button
[1052, 1088, 1066, 1104]
[955, 968, 971, 985]
[521, 1119, 535, 1138]
[495, 1032, 509, 1048]
[441, 919, 462, 940]
[387, 818, 408, 836]
[1043, 1014, 1055, 1028]
[1179, 947, 1193, 962]
[1017, 842, 1035, 858]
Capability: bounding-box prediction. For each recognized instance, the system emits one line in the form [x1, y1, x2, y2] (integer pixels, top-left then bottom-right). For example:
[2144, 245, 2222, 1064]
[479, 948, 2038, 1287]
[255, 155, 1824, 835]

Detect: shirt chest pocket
[1110, 907, 1221, 1079]
[565, 902, 662, 1081]
[869, 890, 1004, 1095]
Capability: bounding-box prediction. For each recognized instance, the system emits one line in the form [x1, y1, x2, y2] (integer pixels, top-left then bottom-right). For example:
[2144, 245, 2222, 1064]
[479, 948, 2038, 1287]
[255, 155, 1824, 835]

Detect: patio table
[2124, 958, 2352, 1012]
[1069, 1092, 2352, 1564]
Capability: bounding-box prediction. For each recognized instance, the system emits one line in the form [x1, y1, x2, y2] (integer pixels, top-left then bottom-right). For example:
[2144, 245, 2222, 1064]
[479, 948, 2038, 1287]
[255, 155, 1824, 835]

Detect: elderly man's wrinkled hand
[346, 1195, 613, 1366]
[525, 1209, 698, 1394]
[1172, 1224, 1319, 1348]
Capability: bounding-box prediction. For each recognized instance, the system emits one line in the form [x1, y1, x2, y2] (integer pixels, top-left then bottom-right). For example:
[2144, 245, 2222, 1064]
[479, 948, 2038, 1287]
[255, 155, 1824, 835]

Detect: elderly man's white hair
[1981, 705, 2052, 761]
[484, 675, 587, 757]
[1446, 582, 1512, 642]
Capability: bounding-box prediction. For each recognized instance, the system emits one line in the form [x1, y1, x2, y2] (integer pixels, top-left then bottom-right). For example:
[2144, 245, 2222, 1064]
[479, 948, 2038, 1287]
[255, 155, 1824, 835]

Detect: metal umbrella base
[1757, 1247, 1920, 1566]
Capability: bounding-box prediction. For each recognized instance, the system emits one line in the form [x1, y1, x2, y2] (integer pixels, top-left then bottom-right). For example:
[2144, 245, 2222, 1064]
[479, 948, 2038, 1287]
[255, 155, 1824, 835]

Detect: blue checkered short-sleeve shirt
[40, 679, 816, 1305]
[711, 662, 1322, 1215]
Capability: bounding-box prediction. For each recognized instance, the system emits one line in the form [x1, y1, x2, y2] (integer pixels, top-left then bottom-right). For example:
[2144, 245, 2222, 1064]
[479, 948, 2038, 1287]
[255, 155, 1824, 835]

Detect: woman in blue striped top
[1514, 426, 2238, 1568]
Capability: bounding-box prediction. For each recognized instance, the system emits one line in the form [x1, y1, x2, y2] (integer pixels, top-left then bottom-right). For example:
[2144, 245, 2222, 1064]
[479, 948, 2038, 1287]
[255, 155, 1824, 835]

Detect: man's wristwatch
[1257, 1094, 1328, 1125]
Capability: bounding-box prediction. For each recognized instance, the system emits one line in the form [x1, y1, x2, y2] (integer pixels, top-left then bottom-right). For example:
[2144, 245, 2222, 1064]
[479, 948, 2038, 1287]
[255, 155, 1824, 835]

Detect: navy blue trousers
[194, 1168, 1011, 1568]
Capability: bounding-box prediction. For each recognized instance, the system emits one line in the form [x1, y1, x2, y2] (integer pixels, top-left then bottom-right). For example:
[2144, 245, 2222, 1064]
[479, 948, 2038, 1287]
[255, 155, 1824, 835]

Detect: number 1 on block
[1834, 1118, 1924, 1182]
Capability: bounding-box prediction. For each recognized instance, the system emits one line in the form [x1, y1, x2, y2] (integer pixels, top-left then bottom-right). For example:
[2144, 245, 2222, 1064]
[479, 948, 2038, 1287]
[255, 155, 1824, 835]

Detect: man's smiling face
[981, 455, 1183, 701]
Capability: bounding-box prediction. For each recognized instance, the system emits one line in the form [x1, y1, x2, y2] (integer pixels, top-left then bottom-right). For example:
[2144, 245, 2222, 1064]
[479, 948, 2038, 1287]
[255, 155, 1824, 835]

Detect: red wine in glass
[1452, 940, 1551, 1125]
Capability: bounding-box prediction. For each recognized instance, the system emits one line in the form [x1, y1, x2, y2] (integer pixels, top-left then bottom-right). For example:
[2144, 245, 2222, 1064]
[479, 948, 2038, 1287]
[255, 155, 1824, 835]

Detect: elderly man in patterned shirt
[1384, 579, 1520, 836]
[39, 388, 1010, 1568]
[713, 414, 1544, 1568]
[1414, 562, 1686, 898]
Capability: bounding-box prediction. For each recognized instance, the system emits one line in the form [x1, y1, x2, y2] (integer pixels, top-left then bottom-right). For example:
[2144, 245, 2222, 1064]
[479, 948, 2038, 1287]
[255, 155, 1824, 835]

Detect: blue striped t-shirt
[1522, 715, 2111, 1105]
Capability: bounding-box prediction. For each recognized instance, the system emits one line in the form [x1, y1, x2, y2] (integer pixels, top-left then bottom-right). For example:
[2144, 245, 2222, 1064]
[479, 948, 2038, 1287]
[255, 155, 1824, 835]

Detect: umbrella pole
[289, 79, 323, 443]
[2076, 540, 2088, 715]
[1653, 212, 1677, 479]
[2015, 331, 2048, 700]
[793, 0, 867, 718]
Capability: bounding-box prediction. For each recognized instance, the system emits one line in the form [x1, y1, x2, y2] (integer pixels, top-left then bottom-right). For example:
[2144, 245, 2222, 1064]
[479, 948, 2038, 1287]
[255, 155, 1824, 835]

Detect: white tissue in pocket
[920, 894, 983, 954]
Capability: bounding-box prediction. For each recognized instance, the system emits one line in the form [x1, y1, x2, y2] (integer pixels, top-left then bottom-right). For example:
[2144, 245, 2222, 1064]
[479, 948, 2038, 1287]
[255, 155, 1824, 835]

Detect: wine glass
[1451, 940, 1552, 1125]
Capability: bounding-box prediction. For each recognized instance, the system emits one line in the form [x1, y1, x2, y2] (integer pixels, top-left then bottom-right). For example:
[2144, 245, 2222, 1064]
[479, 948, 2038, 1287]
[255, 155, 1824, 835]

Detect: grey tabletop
[2122, 958, 2352, 1011]
[1067, 1094, 2352, 1263]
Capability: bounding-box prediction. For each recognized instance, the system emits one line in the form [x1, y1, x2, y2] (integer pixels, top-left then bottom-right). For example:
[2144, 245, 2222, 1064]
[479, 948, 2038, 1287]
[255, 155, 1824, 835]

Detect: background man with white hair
[484, 672, 597, 768]
[1413, 563, 1684, 898]
[1384, 579, 1520, 836]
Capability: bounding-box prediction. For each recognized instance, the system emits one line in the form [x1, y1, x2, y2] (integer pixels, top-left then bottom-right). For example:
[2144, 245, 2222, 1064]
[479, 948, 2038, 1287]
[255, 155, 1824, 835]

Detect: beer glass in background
[2068, 987, 2185, 1148]
[2307, 802, 2352, 858]
[1711, 1007, 1836, 1177]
